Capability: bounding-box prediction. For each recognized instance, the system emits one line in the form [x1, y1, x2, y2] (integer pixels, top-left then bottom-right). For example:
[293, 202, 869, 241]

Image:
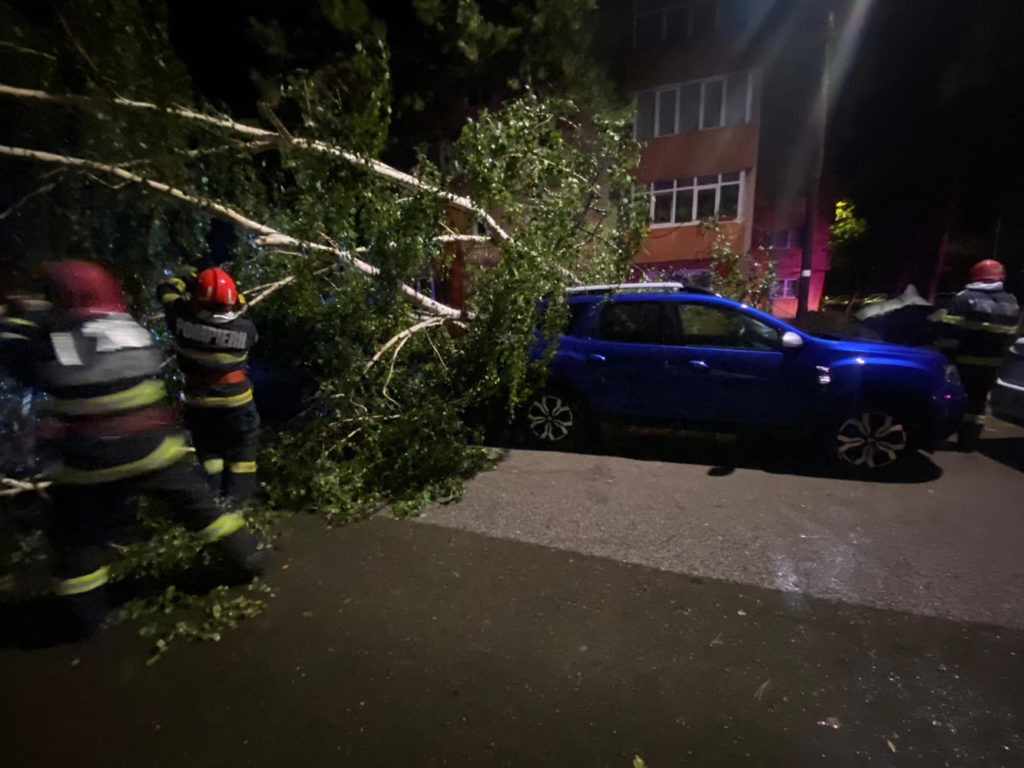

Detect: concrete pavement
[420, 419, 1024, 629]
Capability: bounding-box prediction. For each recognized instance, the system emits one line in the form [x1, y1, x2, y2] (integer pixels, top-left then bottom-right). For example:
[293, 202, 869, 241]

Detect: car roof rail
[565, 282, 716, 296]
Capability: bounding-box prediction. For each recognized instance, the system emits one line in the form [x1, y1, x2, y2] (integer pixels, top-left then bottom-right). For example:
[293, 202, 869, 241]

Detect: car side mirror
[781, 331, 804, 350]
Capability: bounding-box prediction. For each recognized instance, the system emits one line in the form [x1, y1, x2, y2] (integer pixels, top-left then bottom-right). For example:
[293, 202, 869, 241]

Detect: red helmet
[969, 259, 1006, 283]
[45, 260, 128, 319]
[192, 267, 237, 309]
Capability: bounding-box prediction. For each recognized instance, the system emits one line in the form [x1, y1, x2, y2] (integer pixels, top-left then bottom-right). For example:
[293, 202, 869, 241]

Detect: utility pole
[797, 8, 833, 320]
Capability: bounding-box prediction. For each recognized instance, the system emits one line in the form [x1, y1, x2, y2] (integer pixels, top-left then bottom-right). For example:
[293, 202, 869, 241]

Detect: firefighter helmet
[969, 259, 1006, 283]
[45, 260, 128, 319]
[192, 267, 238, 309]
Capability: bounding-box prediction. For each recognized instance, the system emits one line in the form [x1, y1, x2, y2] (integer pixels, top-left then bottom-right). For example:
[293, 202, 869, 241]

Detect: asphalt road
[420, 418, 1024, 630]
[1, 420, 1022, 767]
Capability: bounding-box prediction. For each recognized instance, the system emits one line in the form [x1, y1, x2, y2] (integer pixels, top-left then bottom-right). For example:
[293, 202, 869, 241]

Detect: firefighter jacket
[0, 304, 188, 484]
[157, 277, 258, 409]
[930, 282, 1021, 368]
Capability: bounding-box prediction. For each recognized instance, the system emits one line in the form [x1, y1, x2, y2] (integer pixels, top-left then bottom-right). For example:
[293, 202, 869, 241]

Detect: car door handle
[586, 353, 606, 366]
[689, 360, 710, 372]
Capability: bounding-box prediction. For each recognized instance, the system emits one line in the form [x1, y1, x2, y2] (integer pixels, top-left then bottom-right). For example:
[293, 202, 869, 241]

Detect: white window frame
[635, 70, 752, 140]
[648, 171, 745, 228]
[771, 278, 798, 299]
[767, 229, 802, 250]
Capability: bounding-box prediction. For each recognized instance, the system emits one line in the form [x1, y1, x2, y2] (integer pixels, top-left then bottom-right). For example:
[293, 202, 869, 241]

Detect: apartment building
[620, 0, 833, 317]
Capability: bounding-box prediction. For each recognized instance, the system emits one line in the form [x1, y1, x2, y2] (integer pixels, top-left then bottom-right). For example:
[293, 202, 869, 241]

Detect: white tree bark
[0, 143, 463, 319]
[0, 82, 515, 250]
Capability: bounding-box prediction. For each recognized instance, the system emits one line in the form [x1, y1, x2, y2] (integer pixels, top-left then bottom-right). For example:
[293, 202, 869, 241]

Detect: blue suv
[524, 284, 966, 472]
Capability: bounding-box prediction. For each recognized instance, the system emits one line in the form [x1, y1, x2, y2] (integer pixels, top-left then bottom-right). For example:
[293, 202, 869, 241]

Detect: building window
[771, 278, 798, 299]
[767, 229, 803, 249]
[716, 0, 752, 36]
[636, 71, 752, 140]
[648, 171, 743, 226]
[633, 1, 733, 50]
[415, 275, 437, 299]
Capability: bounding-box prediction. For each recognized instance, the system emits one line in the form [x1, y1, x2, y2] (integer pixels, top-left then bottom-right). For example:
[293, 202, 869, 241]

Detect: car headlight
[945, 363, 961, 387]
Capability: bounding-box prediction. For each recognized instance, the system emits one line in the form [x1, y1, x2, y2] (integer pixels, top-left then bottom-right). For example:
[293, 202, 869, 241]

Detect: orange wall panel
[636, 221, 746, 265]
[637, 124, 760, 180]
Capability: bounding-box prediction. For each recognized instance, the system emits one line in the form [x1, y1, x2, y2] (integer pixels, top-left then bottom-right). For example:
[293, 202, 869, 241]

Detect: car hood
[811, 336, 947, 368]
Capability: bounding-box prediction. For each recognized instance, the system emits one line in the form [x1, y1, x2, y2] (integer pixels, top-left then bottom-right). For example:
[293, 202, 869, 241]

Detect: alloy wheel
[526, 394, 575, 443]
[835, 411, 908, 469]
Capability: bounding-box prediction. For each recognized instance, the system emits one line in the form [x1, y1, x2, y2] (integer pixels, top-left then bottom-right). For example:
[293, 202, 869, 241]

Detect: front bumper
[925, 382, 968, 446]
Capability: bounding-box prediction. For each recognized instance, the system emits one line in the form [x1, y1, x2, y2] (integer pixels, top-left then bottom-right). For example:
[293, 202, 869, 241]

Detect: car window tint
[679, 305, 780, 350]
[566, 303, 590, 335]
[598, 302, 668, 344]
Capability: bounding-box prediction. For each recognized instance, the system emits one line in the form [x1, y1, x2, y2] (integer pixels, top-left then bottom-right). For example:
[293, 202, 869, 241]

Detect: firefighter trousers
[185, 402, 261, 502]
[956, 364, 1000, 447]
[44, 458, 264, 629]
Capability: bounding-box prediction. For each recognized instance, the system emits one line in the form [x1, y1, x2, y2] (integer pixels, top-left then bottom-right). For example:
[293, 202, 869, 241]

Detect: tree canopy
[0, 0, 646, 521]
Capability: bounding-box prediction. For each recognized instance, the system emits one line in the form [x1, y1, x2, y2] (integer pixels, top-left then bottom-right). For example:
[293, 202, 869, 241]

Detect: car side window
[597, 301, 670, 344]
[678, 304, 781, 351]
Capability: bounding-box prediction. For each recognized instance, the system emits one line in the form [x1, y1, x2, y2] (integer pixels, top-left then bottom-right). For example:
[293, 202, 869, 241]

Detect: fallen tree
[0, 0, 648, 658]
[0, 0, 645, 518]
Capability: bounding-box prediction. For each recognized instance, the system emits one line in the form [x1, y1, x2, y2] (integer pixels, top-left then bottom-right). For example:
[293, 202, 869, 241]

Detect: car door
[582, 299, 683, 421]
[667, 301, 800, 426]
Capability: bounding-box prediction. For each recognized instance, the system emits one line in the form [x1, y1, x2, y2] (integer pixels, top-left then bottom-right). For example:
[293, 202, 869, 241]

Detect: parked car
[523, 284, 966, 472]
[990, 337, 1024, 427]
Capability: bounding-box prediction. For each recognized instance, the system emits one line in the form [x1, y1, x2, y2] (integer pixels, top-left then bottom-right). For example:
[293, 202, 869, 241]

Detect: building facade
[618, 0, 833, 317]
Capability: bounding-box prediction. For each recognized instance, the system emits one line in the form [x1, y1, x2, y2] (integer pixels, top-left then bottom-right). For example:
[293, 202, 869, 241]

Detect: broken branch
[0, 82, 514, 250]
[0, 178, 59, 221]
[0, 143, 461, 319]
[363, 317, 449, 374]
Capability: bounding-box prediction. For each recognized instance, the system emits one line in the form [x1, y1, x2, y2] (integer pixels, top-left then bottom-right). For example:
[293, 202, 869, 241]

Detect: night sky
[828, 0, 1024, 292]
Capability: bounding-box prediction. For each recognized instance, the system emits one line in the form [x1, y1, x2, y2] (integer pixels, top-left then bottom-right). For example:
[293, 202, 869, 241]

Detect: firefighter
[0, 261, 266, 637]
[157, 266, 260, 502]
[930, 259, 1021, 449]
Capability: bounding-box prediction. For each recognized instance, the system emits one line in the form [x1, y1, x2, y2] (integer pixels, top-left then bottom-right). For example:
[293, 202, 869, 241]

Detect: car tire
[519, 388, 590, 450]
[824, 406, 915, 474]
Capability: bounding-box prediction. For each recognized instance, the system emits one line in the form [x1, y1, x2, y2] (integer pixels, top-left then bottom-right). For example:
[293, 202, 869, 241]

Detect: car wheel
[521, 389, 588, 449]
[829, 409, 912, 472]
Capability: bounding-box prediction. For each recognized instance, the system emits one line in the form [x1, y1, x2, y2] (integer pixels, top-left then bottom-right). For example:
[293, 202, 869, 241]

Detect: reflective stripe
[229, 461, 257, 474]
[57, 435, 191, 484]
[49, 379, 165, 416]
[184, 388, 254, 408]
[203, 457, 225, 474]
[0, 331, 30, 340]
[953, 355, 1004, 367]
[199, 512, 245, 542]
[185, 369, 247, 386]
[5, 316, 37, 327]
[940, 315, 1019, 334]
[174, 343, 248, 366]
[56, 566, 110, 596]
